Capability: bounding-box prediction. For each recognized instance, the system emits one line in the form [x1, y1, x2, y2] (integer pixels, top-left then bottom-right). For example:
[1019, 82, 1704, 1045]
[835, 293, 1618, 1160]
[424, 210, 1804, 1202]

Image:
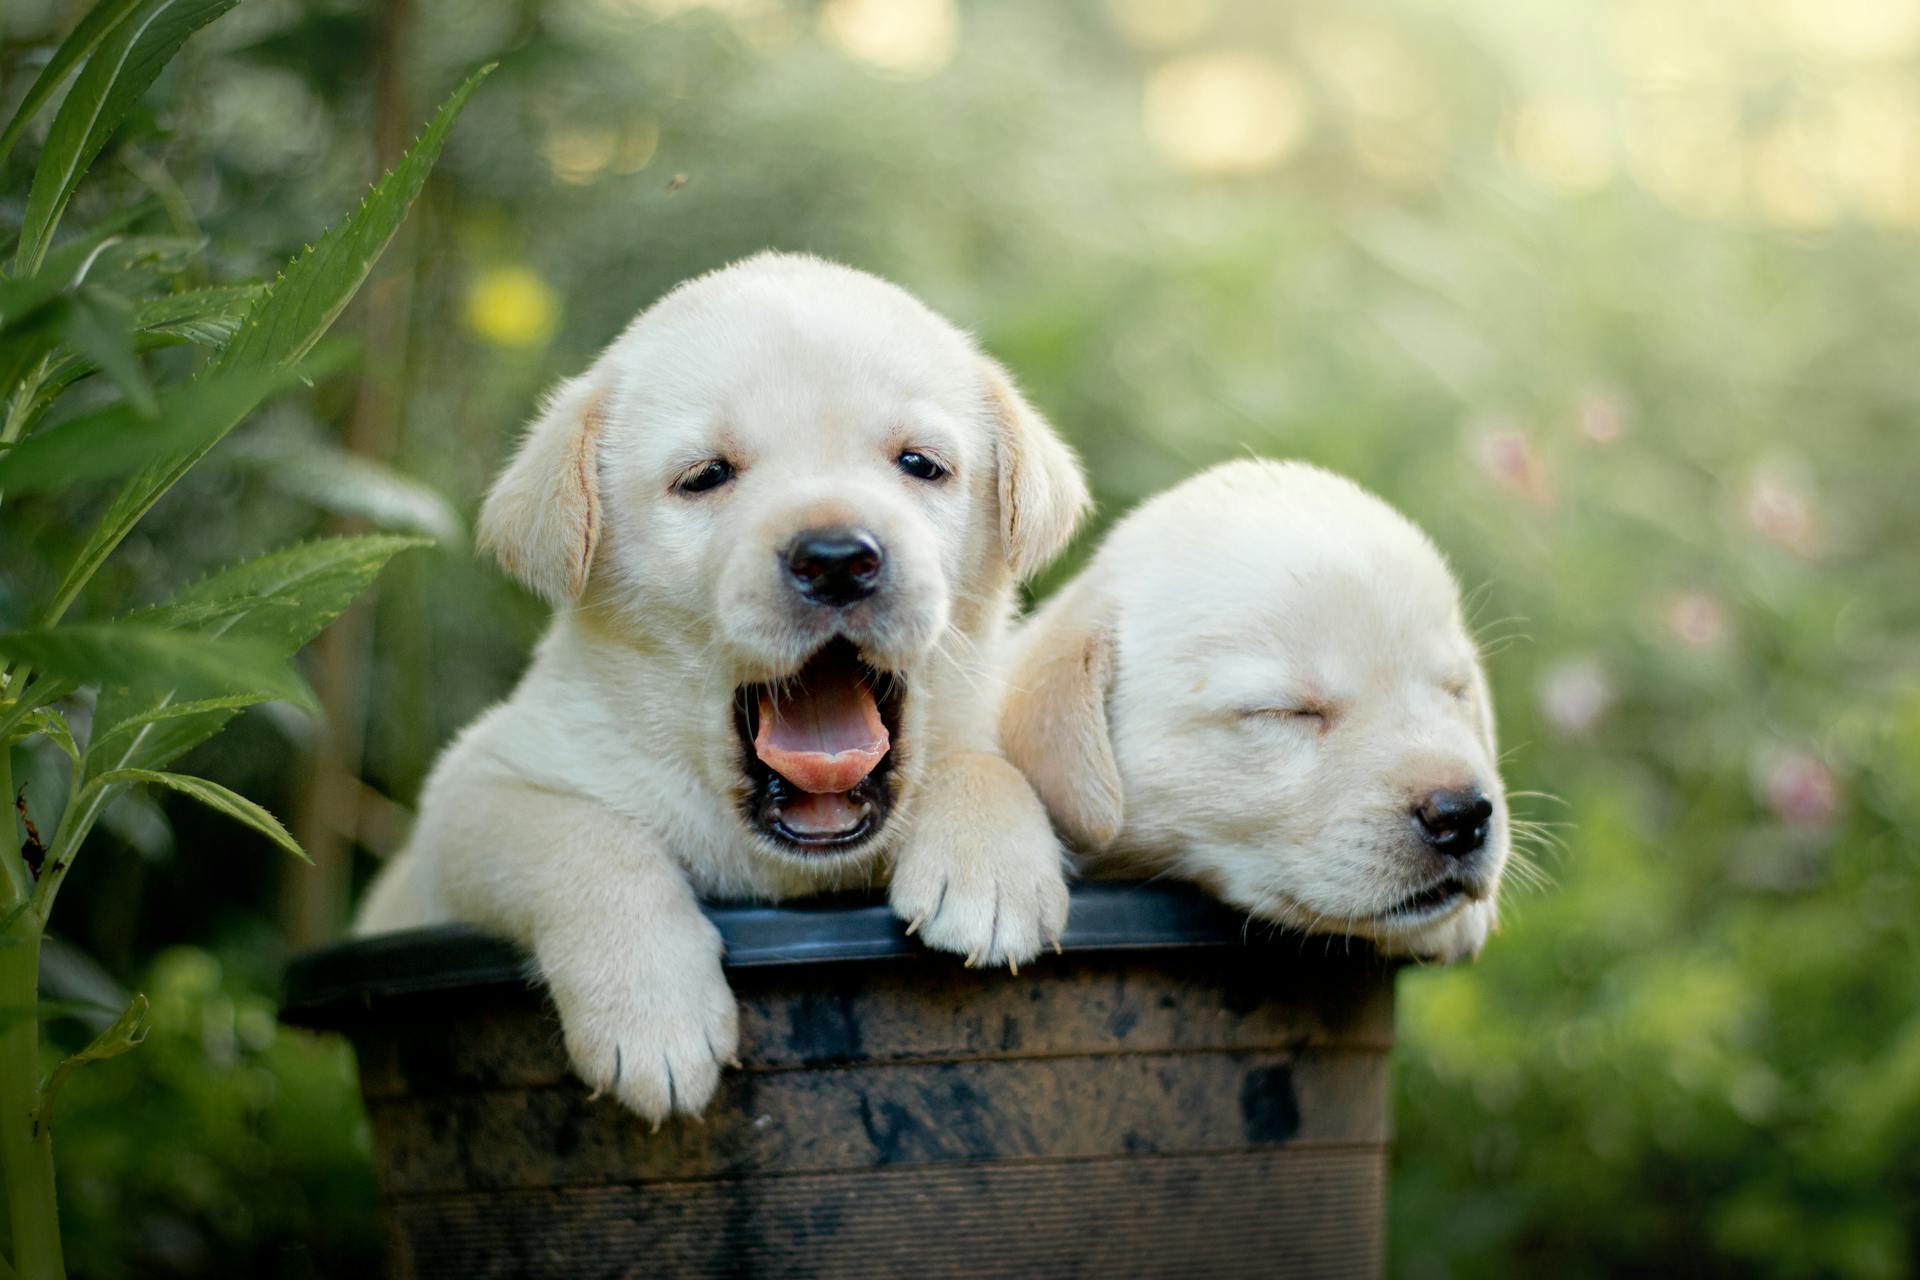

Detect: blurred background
[4, 0, 1918, 1274]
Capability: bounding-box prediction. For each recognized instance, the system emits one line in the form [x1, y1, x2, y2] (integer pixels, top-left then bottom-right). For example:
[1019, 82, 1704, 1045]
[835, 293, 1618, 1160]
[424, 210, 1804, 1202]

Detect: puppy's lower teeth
[778, 791, 870, 836]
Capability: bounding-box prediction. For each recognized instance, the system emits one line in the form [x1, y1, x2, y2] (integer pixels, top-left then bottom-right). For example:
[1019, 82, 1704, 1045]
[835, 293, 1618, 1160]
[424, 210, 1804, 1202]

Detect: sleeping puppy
[356, 252, 1089, 1120]
[1001, 459, 1507, 961]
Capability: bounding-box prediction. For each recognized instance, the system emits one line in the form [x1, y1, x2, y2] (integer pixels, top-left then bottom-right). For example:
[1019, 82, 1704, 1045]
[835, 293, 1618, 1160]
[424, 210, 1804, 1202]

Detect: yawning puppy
[1001, 460, 1507, 961]
[356, 252, 1089, 1120]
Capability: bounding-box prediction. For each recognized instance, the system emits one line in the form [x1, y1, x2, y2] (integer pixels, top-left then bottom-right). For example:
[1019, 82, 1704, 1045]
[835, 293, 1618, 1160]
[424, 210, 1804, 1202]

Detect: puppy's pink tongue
[754, 660, 889, 794]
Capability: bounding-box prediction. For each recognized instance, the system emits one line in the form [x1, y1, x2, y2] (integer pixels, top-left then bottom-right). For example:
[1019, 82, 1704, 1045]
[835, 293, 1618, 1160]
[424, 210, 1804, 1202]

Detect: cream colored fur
[356, 252, 1089, 1121]
[1001, 460, 1508, 962]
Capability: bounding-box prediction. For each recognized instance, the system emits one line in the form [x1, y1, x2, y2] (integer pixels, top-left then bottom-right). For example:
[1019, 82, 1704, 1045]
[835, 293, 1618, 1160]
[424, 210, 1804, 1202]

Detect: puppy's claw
[1008, 957, 1019, 977]
[904, 915, 924, 937]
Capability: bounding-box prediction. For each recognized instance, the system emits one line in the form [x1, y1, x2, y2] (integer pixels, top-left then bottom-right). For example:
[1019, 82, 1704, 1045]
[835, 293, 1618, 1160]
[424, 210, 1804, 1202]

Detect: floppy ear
[983, 358, 1091, 581]
[476, 373, 608, 605]
[1000, 584, 1124, 849]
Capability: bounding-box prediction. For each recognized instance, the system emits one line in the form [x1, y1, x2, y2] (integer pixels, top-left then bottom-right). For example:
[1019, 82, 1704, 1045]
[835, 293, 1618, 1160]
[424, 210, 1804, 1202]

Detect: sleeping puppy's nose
[1413, 787, 1493, 857]
[785, 526, 886, 607]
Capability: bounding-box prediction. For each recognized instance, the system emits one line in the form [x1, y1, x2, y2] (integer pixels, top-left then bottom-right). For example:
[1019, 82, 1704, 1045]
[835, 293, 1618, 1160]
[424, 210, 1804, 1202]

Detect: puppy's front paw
[544, 923, 740, 1125]
[891, 756, 1070, 971]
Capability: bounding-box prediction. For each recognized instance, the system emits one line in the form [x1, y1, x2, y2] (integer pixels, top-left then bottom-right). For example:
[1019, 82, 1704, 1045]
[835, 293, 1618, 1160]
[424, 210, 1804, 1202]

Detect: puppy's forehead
[1115, 511, 1473, 695]
[613, 260, 983, 426]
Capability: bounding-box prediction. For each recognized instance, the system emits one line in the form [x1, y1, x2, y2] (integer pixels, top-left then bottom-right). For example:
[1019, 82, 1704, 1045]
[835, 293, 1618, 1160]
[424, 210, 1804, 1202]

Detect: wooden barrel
[282, 883, 1397, 1279]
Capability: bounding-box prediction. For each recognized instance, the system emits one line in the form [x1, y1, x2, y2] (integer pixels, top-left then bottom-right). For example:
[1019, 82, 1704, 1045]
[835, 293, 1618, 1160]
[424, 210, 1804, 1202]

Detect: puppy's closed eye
[1239, 704, 1334, 733]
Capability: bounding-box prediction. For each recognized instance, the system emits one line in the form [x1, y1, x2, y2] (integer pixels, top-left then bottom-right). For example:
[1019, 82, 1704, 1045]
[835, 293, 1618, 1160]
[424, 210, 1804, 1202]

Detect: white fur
[1001, 460, 1509, 961]
[357, 252, 1089, 1120]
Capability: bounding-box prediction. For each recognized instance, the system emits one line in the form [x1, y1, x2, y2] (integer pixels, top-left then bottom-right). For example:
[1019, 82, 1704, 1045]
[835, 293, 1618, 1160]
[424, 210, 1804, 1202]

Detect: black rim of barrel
[281, 882, 1390, 1028]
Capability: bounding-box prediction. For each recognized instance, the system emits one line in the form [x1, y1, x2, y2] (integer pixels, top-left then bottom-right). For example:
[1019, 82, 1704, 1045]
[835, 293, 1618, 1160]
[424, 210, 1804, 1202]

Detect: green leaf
[84, 233, 205, 285]
[39, 66, 492, 628]
[140, 533, 431, 644]
[0, 625, 317, 714]
[0, 345, 347, 495]
[20, 283, 263, 418]
[0, 297, 66, 402]
[250, 446, 466, 544]
[87, 693, 273, 753]
[133, 282, 263, 347]
[91, 771, 306, 860]
[35, 992, 149, 1131]
[213, 64, 495, 376]
[0, 215, 138, 325]
[0, 0, 146, 174]
[14, 0, 240, 275]
[0, 676, 78, 746]
[60, 285, 154, 414]
[86, 534, 428, 774]
[22, 709, 80, 765]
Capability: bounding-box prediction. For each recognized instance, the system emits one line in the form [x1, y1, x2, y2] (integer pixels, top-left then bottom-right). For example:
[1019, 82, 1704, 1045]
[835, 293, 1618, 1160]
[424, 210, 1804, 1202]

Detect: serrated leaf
[213, 64, 494, 376]
[140, 533, 431, 644]
[14, 0, 240, 275]
[133, 282, 262, 346]
[0, 346, 346, 495]
[40, 67, 491, 628]
[61, 284, 154, 414]
[87, 694, 271, 753]
[35, 992, 149, 1130]
[0, 0, 145, 173]
[24, 283, 263, 415]
[86, 534, 428, 774]
[92, 771, 306, 860]
[0, 625, 316, 714]
[23, 708, 80, 765]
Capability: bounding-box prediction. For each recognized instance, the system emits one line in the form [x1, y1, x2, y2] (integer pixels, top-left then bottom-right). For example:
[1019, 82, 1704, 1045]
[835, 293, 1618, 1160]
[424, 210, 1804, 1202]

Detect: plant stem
[1, 746, 27, 908]
[0, 914, 64, 1280]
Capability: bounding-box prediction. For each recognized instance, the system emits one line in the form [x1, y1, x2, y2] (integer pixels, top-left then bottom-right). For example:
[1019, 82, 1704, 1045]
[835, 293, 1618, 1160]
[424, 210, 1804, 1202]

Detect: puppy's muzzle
[1412, 786, 1493, 858]
[785, 526, 885, 607]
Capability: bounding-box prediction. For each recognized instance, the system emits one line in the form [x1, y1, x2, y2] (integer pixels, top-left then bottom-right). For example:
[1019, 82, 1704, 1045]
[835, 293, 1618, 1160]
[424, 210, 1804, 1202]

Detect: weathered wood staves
[282, 883, 1398, 1280]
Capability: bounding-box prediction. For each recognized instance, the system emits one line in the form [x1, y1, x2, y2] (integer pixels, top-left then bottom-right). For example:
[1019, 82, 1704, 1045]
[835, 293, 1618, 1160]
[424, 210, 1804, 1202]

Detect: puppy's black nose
[1414, 787, 1493, 857]
[785, 526, 885, 607]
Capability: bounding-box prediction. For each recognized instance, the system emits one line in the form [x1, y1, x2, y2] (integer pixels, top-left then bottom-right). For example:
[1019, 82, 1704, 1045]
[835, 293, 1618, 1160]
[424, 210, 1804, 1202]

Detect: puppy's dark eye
[677, 460, 735, 495]
[896, 450, 948, 482]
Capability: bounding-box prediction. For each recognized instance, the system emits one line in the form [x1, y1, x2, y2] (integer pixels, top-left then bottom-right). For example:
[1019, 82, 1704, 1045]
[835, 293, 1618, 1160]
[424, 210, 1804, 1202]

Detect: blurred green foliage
[3, 0, 1916, 1274]
[49, 947, 377, 1280]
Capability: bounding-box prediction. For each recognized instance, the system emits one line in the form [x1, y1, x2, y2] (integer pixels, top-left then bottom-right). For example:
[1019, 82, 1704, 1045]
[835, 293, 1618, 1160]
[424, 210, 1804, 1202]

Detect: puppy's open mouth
[734, 638, 903, 853]
[1374, 877, 1470, 925]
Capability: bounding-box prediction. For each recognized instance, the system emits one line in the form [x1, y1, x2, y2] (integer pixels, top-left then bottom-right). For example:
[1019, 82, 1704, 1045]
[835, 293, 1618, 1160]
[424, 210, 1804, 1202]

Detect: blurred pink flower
[1538, 655, 1614, 737]
[1473, 425, 1555, 506]
[1578, 390, 1629, 445]
[1759, 750, 1841, 828]
[1742, 462, 1820, 557]
[1664, 590, 1729, 649]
